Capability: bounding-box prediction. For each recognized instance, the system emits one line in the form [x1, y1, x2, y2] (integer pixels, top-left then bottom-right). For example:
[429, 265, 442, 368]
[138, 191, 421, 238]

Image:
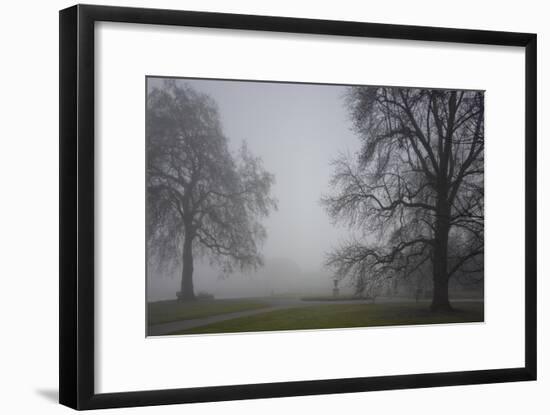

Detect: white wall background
[0, 0, 546, 413]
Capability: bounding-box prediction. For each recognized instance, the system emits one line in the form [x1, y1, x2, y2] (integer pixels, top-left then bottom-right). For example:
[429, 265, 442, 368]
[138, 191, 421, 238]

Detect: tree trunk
[178, 232, 195, 301]
[431, 198, 453, 312]
[431, 266, 451, 312]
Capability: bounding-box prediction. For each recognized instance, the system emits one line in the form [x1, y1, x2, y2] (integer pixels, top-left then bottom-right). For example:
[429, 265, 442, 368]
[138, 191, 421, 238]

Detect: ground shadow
[35, 389, 58, 403]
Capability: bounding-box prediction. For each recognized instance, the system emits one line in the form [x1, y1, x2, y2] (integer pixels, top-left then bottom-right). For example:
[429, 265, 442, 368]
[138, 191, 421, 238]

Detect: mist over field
[146, 78, 361, 301]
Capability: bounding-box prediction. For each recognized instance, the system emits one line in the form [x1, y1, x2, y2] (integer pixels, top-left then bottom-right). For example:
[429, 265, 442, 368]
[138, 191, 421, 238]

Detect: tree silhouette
[147, 80, 277, 301]
[323, 87, 484, 311]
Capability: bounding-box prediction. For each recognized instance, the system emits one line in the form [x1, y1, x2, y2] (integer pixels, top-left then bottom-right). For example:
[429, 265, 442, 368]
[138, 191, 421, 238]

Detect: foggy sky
[147, 77, 362, 300]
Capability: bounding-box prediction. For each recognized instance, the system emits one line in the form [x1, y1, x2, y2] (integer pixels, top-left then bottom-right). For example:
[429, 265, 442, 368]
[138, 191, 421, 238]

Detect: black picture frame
[59, 4, 537, 410]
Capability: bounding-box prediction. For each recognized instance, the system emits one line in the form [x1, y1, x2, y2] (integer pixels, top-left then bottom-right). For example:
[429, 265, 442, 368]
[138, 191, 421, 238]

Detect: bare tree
[322, 87, 484, 311]
[147, 80, 277, 301]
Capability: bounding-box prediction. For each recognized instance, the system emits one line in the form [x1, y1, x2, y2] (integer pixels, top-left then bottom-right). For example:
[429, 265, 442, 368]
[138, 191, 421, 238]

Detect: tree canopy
[322, 86, 484, 310]
[147, 80, 277, 300]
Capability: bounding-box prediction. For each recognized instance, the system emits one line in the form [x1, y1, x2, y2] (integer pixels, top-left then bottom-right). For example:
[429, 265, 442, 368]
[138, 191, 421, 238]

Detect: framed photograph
[59, 4, 537, 410]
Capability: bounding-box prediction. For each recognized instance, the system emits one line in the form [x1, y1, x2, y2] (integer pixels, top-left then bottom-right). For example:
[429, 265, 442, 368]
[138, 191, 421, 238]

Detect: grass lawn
[148, 299, 270, 326]
[301, 295, 365, 301]
[171, 301, 483, 335]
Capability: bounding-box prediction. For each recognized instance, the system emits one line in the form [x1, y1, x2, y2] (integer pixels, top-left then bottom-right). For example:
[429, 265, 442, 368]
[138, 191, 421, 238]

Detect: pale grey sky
[147, 77, 362, 300]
